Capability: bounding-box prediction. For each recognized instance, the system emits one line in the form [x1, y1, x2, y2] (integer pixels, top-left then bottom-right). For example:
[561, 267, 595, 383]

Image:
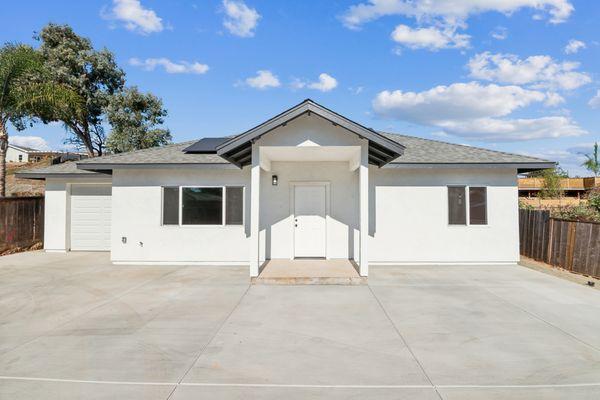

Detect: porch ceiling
[259, 146, 361, 170]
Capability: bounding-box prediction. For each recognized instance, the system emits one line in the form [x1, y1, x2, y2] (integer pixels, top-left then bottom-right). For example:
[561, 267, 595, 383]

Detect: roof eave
[385, 162, 556, 172]
[76, 162, 238, 171]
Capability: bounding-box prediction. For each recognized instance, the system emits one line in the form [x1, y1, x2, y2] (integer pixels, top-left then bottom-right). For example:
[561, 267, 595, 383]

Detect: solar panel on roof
[182, 137, 229, 153]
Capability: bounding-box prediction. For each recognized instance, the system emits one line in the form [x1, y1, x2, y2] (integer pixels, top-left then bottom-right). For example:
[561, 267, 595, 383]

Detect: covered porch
[213, 100, 405, 279]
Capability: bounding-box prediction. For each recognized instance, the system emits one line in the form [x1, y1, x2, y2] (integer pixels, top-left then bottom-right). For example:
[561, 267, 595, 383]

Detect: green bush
[552, 204, 600, 222]
[588, 190, 600, 213]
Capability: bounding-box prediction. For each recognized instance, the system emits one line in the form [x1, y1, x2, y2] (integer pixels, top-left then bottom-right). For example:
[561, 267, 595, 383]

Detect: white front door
[294, 185, 326, 258]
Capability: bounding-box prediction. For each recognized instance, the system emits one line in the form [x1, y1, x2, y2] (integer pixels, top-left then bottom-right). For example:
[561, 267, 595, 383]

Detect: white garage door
[70, 184, 112, 251]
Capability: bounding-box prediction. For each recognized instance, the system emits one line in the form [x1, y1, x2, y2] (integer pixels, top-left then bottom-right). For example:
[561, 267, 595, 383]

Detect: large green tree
[581, 142, 600, 177]
[36, 24, 125, 156]
[0, 43, 81, 197]
[106, 87, 172, 153]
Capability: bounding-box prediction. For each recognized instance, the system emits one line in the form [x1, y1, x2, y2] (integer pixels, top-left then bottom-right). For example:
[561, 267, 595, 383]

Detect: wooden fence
[0, 196, 44, 254]
[519, 208, 600, 279]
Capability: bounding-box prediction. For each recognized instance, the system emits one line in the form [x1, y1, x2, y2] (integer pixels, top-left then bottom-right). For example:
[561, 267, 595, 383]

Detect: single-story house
[6, 144, 51, 163]
[17, 99, 553, 277]
[7, 143, 87, 164]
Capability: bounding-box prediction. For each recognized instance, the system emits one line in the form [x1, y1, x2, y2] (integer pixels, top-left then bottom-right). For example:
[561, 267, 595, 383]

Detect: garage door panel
[70, 185, 111, 251]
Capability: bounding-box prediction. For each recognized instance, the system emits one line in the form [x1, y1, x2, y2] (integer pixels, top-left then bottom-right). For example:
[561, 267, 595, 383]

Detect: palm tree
[0, 43, 81, 197]
[581, 142, 600, 177]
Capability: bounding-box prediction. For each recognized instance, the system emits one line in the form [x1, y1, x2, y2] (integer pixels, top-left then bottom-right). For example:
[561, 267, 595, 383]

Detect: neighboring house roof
[8, 144, 40, 153]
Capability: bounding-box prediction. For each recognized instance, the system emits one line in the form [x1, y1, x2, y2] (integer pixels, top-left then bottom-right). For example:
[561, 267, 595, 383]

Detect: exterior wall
[44, 177, 112, 252]
[259, 161, 359, 260]
[110, 167, 251, 264]
[6, 147, 29, 163]
[369, 167, 519, 264]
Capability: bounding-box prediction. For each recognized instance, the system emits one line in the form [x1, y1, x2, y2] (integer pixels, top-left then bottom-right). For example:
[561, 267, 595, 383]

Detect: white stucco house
[17, 99, 553, 277]
[6, 144, 51, 163]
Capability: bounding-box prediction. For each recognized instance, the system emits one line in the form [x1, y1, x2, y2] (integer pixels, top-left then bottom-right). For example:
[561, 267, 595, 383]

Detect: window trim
[161, 185, 245, 227]
[447, 185, 489, 227]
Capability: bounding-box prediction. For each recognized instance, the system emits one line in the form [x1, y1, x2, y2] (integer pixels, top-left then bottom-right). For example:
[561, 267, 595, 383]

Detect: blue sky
[3, 0, 599, 175]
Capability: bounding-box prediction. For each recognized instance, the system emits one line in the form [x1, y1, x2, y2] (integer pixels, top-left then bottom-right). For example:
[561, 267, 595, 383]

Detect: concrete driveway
[1, 252, 599, 399]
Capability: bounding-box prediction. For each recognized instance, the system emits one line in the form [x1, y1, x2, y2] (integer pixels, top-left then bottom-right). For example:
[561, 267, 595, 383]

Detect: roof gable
[216, 99, 405, 168]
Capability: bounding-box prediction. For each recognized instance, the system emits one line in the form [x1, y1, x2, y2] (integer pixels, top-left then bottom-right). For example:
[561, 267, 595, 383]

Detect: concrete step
[251, 276, 367, 285]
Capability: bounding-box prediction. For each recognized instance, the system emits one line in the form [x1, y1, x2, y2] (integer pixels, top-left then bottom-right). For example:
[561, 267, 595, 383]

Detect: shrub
[552, 204, 600, 222]
[588, 190, 600, 213]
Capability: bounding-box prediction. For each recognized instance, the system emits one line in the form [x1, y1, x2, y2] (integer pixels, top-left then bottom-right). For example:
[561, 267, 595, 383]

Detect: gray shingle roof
[77, 133, 550, 167]
[380, 132, 550, 164]
[77, 141, 228, 166]
[17, 131, 553, 179]
[14, 161, 102, 179]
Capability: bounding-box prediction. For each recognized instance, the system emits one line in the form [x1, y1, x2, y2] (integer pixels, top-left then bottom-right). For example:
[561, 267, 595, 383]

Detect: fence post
[546, 217, 554, 264]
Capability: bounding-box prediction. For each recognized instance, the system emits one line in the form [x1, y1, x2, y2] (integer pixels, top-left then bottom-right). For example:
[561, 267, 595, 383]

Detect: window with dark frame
[162, 187, 179, 225]
[162, 186, 244, 226]
[448, 186, 467, 225]
[225, 187, 244, 225]
[469, 187, 487, 225]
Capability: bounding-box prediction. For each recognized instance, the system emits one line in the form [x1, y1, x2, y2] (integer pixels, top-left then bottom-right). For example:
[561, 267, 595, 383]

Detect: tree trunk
[0, 122, 8, 197]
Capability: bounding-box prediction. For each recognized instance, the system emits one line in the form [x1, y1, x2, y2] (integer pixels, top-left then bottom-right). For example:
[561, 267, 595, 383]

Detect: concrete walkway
[1, 252, 600, 399]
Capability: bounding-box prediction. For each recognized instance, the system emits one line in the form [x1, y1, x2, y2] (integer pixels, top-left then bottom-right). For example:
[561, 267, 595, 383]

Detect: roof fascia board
[76, 162, 237, 171]
[14, 173, 108, 180]
[384, 162, 555, 170]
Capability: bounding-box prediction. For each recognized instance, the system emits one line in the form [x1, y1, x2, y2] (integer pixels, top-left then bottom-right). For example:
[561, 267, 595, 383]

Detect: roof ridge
[378, 131, 551, 163]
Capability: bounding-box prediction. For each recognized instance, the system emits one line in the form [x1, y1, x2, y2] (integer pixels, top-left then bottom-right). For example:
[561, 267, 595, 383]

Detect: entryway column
[359, 144, 369, 277]
[250, 144, 260, 277]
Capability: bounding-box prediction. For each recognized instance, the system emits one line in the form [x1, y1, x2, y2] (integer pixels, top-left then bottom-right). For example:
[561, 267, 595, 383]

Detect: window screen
[448, 186, 466, 225]
[469, 187, 487, 225]
[162, 187, 179, 225]
[182, 187, 223, 225]
[226, 187, 244, 225]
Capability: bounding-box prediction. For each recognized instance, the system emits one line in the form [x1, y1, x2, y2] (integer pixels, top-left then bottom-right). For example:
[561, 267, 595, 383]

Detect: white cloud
[129, 58, 209, 74]
[588, 90, 600, 109]
[438, 117, 586, 141]
[372, 81, 586, 141]
[107, 0, 163, 34]
[293, 73, 338, 92]
[341, 0, 574, 29]
[308, 73, 338, 92]
[544, 92, 565, 107]
[564, 39, 586, 54]
[9, 136, 51, 151]
[373, 82, 545, 123]
[467, 52, 591, 91]
[222, 0, 260, 37]
[391, 25, 469, 50]
[245, 70, 280, 89]
[567, 142, 598, 154]
[490, 26, 508, 40]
